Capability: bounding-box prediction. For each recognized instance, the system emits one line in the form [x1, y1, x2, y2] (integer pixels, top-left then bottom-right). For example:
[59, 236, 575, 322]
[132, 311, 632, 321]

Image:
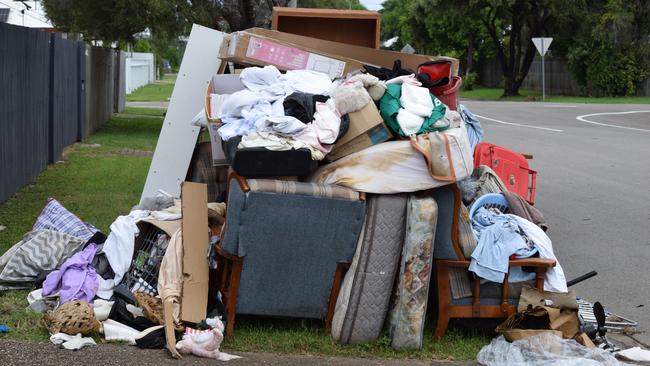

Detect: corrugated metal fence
[0, 23, 125, 203]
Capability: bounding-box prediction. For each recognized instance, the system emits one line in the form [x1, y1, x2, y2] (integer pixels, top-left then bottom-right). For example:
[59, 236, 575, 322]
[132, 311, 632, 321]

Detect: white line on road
[473, 114, 564, 132]
[575, 110, 650, 132]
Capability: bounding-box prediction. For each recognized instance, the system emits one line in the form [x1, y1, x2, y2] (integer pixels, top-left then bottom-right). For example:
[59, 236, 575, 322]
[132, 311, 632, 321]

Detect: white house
[0, 1, 53, 29]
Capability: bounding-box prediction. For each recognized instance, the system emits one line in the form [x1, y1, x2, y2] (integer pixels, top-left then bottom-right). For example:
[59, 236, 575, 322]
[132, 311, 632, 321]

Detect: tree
[298, 0, 366, 9]
[567, 0, 650, 96]
[381, 0, 583, 96]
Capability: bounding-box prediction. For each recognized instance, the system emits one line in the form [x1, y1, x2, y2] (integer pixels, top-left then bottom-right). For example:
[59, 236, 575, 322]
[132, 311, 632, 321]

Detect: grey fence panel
[50, 33, 82, 162]
[0, 23, 51, 203]
[0, 24, 118, 204]
[114, 51, 126, 113]
[86, 46, 115, 135]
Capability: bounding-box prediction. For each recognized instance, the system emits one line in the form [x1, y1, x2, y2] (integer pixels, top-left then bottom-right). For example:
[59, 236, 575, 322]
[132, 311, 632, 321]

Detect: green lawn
[461, 87, 650, 104]
[0, 112, 489, 360]
[126, 74, 176, 102]
[122, 107, 166, 117]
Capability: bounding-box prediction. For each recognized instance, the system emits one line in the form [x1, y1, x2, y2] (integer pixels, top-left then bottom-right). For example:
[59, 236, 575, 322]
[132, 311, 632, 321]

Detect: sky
[360, 0, 384, 11]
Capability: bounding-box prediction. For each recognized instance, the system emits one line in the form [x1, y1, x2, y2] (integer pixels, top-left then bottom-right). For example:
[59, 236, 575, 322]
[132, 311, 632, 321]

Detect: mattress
[388, 195, 438, 350]
[310, 137, 472, 194]
[331, 194, 407, 344]
[222, 136, 318, 177]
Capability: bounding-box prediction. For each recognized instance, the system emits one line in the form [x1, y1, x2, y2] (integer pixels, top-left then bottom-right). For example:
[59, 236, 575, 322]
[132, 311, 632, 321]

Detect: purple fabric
[32, 198, 98, 241]
[42, 243, 99, 304]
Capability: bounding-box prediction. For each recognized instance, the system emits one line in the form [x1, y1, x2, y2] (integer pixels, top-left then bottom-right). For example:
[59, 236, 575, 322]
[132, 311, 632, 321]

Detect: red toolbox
[474, 142, 537, 205]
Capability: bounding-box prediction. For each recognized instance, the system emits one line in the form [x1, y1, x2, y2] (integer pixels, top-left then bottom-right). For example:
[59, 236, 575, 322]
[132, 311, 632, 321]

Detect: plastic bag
[477, 334, 623, 366]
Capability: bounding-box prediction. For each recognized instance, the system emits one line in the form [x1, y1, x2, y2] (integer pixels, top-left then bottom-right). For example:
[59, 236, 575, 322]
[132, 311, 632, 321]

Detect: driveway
[462, 100, 650, 344]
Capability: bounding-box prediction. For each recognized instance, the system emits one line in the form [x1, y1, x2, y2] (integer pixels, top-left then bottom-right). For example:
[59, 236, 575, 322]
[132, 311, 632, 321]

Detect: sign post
[532, 37, 553, 101]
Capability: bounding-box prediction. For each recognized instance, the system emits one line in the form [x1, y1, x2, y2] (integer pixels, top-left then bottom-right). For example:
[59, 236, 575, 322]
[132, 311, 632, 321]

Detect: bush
[462, 72, 478, 91]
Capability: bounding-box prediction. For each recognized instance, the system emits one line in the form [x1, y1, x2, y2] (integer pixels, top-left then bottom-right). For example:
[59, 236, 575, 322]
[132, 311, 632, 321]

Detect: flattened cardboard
[220, 32, 364, 78]
[164, 298, 182, 359]
[246, 28, 460, 76]
[336, 101, 384, 146]
[328, 123, 392, 161]
[329, 102, 392, 161]
[180, 181, 209, 323]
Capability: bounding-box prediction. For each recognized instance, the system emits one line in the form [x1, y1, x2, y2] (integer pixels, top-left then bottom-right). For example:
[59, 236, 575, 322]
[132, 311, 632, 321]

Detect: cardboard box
[180, 181, 209, 323]
[219, 31, 365, 79]
[204, 74, 246, 166]
[246, 28, 460, 76]
[272, 7, 381, 48]
[329, 102, 392, 161]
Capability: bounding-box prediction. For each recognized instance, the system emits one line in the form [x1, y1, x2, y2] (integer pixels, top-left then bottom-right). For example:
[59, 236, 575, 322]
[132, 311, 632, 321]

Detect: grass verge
[0, 112, 489, 360]
[461, 87, 650, 104]
[122, 107, 166, 117]
[126, 74, 176, 102]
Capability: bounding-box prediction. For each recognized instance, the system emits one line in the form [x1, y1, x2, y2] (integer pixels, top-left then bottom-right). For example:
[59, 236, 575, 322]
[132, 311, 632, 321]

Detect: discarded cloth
[504, 191, 548, 231]
[219, 97, 284, 140]
[385, 73, 422, 86]
[108, 298, 156, 331]
[311, 99, 341, 145]
[459, 104, 484, 152]
[510, 216, 567, 293]
[0, 230, 86, 290]
[398, 83, 434, 135]
[102, 319, 140, 345]
[472, 165, 509, 201]
[283, 92, 329, 123]
[363, 60, 413, 81]
[102, 210, 148, 285]
[379, 83, 447, 137]
[239, 131, 324, 160]
[218, 66, 332, 141]
[32, 198, 98, 241]
[469, 207, 536, 283]
[258, 116, 307, 136]
[51, 333, 96, 350]
[93, 299, 114, 321]
[157, 229, 183, 329]
[135, 325, 166, 349]
[42, 243, 99, 304]
[279, 69, 333, 95]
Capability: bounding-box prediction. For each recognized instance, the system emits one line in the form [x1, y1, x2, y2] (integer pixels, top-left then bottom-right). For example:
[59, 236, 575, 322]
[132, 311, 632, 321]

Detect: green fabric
[379, 83, 448, 137]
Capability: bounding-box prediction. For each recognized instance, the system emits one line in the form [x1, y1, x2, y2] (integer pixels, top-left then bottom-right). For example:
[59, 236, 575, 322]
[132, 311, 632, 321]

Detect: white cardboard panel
[140, 25, 225, 202]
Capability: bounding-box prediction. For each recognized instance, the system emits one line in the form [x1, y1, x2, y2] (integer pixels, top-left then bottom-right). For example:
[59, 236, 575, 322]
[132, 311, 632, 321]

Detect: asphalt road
[462, 100, 650, 343]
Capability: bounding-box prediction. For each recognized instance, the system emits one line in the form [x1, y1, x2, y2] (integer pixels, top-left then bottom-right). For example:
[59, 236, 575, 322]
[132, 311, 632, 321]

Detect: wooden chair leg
[434, 264, 451, 340]
[225, 257, 242, 338]
[215, 245, 243, 338]
[434, 312, 450, 340]
[324, 262, 350, 333]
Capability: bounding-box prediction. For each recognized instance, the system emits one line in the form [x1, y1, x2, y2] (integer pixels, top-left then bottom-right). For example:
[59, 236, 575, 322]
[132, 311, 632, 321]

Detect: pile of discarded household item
[0, 14, 646, 364]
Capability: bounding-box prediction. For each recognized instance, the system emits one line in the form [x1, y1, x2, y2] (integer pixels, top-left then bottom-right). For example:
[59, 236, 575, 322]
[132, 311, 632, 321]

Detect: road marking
[544, 104, 577, 108]
[474, 114, 564, 132]
[575, 111, 650, 132]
